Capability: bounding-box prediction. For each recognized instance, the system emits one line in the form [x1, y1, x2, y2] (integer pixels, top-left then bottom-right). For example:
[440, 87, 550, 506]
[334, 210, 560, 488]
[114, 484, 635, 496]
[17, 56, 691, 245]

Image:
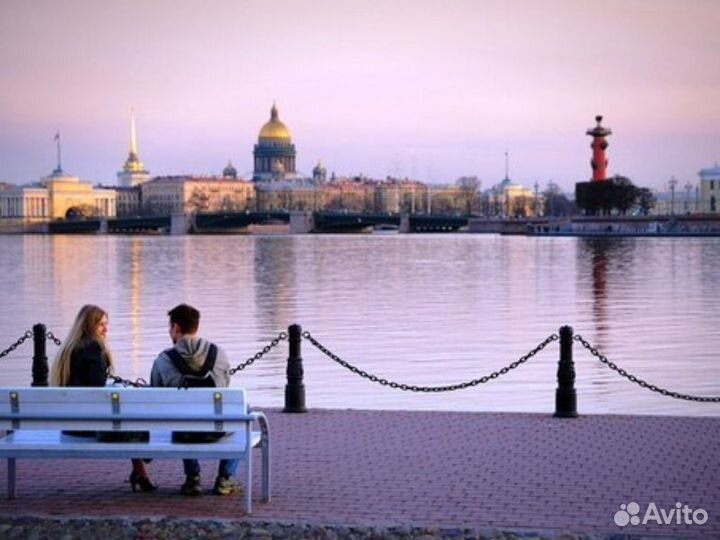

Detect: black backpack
[165, 343, 225, 442]
[164, 344, 218, 388]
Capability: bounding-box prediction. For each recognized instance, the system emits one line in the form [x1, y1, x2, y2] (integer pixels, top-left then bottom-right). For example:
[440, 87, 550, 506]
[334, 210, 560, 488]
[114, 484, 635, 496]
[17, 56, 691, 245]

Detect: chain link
[229, 332, 288, 375]
[574, 334, 720, 403]
[0, 330, 34, 360]
[302, 331, 559, 392]
[45, 331, 62, 346]
[107, 375, 149, 388]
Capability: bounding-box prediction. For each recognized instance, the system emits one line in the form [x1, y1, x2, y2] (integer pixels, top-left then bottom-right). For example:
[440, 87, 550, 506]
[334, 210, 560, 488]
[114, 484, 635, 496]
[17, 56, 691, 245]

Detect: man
[150, 303, 238, 496]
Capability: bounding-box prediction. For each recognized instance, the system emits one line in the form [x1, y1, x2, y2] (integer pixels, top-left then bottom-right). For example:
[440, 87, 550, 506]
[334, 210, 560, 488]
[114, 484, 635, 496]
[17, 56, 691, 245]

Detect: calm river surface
[0, 233, 718, 416]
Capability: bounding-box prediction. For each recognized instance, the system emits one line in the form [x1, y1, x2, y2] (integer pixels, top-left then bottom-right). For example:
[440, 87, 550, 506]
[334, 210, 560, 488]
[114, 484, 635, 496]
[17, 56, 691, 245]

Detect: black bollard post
[283, 324, 307, 413]
[31, 323, 49, 387]
[554, 325, 578, 418]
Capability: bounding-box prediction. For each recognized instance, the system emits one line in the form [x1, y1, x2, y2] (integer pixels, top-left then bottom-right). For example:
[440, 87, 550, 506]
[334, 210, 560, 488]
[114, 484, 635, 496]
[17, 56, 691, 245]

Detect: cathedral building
[253, 103, 297, 181]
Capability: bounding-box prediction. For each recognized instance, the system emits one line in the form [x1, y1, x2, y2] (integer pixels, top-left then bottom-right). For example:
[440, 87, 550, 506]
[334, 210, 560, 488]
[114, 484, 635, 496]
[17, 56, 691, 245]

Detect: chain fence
[4, 324, 719, 404]
[0, 330, 34, 360]
[45, 331, 62, 346]
[574, 334, 720, 403]
[302, 330, 559, 392]
[228, 332, 288, 375]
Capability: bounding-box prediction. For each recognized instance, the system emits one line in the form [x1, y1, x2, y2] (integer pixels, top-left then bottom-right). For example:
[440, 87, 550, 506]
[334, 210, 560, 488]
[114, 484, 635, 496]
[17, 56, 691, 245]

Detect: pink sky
[1, 0, 719, 191]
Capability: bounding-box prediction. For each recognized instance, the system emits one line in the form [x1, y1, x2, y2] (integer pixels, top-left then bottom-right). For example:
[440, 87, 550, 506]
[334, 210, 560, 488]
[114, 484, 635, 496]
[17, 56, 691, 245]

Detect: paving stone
[0, 409, 717, 539]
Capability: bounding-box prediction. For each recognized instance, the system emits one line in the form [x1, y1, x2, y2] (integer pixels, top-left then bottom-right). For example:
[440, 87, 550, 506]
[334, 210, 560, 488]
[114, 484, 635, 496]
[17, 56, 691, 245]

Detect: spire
[122, 109, 145, 174]
[271, 101, 278, 121]
[130, 108, 138, 155]
[504, 150, 509, 181]
[53, 131, 63, 175]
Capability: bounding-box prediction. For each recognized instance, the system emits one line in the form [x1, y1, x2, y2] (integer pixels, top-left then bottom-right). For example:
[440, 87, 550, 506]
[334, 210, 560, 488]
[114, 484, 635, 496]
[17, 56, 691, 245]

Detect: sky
[1, 0, 719, 191]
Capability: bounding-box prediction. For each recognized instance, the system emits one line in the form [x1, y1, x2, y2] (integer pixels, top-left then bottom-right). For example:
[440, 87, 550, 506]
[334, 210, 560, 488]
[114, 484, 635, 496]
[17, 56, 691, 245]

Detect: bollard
[554, 325, 577, 418]
[283, 324, 307, 413]
[31, 323, 49, 387]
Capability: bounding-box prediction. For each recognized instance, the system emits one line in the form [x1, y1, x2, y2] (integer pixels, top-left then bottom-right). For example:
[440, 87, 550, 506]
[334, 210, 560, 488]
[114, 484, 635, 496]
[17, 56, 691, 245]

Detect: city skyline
[1, 0, 719, 191]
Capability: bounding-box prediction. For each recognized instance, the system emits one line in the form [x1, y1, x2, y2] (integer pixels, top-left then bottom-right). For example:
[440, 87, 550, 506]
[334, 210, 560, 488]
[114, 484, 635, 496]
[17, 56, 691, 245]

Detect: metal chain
[574, 334, 720, 403]
[302, 331, 559, 392]
[0, 330, 33, 359]
[107, 375, 149, 388]
[228, 332, 288, 375]
[45, 331, 62, 346]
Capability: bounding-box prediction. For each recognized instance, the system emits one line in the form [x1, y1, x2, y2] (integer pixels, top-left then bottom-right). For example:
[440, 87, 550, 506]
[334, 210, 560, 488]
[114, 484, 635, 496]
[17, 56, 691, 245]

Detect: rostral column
[586, 115, 612, 181]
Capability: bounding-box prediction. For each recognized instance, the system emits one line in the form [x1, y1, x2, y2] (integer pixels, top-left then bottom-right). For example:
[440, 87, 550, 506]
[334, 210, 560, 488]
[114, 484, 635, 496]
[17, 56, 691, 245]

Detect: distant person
[150, 303, 237, 496]
[50, 304, 156, 492]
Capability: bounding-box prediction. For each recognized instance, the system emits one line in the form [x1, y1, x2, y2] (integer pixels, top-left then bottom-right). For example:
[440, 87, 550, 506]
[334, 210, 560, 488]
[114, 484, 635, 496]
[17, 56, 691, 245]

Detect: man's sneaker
[213, 475, 237, 496]
[180, 475, 202, 496]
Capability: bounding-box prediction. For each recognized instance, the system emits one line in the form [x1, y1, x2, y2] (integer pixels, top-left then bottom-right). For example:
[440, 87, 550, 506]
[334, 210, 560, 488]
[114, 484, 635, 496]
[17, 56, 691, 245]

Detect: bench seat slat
[0, 430, 261, 459]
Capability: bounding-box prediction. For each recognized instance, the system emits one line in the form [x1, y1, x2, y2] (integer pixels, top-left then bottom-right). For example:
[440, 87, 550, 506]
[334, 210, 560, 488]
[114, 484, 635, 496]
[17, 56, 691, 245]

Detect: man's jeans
[183, 458, 239, 478]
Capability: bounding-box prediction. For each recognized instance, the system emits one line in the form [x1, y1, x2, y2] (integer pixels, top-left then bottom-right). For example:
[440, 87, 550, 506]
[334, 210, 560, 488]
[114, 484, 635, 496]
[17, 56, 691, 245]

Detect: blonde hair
[50, 305, 114, 386]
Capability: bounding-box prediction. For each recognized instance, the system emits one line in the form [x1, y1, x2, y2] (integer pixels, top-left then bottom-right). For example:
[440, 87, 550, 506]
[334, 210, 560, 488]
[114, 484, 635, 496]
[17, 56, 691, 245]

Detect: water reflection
[253, 236, 297, 337]
[577, 238, 637, 350]
[1, 234, 719, 416]
[129, 238, 143, 376]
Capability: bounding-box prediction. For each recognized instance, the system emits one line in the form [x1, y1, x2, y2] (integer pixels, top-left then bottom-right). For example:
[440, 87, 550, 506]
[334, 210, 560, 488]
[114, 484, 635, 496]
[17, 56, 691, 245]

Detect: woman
[50, 304, 157, 492]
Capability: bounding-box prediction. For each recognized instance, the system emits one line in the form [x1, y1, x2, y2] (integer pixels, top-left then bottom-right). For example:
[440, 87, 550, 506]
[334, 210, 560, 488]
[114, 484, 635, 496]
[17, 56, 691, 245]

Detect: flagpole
[54, 132, 62, 174]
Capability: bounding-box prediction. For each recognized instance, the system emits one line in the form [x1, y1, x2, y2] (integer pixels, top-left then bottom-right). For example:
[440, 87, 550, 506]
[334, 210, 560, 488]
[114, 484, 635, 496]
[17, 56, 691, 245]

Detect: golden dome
[258, 103, 292, 141]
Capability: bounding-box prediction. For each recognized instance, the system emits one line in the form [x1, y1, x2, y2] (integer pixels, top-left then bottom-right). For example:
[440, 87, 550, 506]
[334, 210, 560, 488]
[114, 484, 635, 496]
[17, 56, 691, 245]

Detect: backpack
[164, 344, 218, 388]
[164, 343, 226, 442]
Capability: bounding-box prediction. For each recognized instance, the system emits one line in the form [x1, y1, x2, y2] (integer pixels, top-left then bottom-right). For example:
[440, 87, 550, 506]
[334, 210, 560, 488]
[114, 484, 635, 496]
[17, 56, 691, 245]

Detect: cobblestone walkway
[1, 409, 718, 537]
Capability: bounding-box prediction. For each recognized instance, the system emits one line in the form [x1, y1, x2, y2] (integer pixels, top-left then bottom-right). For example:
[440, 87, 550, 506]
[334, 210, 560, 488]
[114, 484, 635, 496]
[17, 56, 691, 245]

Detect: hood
[171, 336, 210, 372]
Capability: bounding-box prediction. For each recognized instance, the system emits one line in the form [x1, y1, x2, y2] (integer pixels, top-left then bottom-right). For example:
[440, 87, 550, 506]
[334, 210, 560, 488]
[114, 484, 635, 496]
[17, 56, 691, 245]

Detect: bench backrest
[0, 387, 249, 432]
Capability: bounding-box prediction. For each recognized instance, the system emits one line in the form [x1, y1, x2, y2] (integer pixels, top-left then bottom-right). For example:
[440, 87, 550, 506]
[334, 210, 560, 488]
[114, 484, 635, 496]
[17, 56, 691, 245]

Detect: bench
[0, 386, 270, 513]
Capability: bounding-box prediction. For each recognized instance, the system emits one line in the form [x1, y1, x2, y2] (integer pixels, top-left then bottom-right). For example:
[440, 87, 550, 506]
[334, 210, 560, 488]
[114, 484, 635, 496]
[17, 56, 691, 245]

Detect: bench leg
[8, 458, 16, 499]
[245, 451, 252, 514]
[256, 412, 271, 503]
[262, 435, 271, 502]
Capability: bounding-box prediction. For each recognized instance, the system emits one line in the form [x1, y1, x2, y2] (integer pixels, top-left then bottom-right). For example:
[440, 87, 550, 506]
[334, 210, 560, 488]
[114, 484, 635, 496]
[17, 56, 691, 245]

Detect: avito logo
[614, 502, 709, 527]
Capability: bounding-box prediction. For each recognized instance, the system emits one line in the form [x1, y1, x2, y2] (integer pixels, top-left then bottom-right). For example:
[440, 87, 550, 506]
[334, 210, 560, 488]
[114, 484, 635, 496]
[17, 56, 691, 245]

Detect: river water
[0, 233, 718, 416]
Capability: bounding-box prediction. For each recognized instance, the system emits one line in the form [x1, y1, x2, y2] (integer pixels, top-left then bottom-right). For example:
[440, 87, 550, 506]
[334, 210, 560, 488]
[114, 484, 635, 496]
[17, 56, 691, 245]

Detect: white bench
[0, 386, 270, 513]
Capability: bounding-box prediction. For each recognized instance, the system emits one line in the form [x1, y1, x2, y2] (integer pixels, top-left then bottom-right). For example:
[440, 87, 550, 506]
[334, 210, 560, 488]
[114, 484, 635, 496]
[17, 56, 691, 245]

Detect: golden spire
[130, 108, 138, 155]
[122, 108, 145, 173]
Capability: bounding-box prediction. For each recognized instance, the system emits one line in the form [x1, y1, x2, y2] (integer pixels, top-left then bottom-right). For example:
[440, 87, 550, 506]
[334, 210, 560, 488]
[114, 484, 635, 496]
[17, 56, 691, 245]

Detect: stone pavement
[0, 409, 718, 538]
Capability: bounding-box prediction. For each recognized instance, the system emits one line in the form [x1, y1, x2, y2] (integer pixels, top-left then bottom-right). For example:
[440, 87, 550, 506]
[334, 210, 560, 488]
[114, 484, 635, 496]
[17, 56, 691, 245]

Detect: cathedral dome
[258, 103, 291, 141]
[223, 160, 237, 179]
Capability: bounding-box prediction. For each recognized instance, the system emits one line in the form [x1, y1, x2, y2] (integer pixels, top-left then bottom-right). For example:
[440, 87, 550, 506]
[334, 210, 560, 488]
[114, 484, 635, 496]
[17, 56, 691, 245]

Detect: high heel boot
[129, 471, 158, 492]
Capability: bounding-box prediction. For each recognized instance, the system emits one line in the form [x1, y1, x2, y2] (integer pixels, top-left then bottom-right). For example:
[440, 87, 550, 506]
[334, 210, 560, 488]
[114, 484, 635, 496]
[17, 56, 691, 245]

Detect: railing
[2, 324, 718, 416]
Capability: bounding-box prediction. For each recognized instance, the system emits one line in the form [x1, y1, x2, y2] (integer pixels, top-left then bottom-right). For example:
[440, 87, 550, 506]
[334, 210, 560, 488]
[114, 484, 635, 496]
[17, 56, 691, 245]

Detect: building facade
[0, 171, 116, 219]
[141, 176, 255, 214]
[699, 163, 720, 213]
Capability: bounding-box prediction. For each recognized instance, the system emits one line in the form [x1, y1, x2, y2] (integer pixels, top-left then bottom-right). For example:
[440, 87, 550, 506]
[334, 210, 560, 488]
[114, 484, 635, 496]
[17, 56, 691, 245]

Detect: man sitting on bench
[150, 303, 238, 496]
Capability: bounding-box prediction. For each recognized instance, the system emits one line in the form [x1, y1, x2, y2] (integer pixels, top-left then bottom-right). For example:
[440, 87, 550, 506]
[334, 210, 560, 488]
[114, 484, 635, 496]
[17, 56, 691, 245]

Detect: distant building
[255, 178, 322, 211]
[0, 170, 116, 219]
[699, 163, 720, 213]
[253, 103, 297, 181]
[114, 186, 142, 216]
[117, 111, 150, 188]
[141, 175, 255, 214]
[487, 176, 539, 218]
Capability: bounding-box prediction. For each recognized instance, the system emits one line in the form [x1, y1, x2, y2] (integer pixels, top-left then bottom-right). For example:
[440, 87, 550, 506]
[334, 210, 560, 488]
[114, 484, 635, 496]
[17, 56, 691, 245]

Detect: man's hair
[168, 304, 200, 334]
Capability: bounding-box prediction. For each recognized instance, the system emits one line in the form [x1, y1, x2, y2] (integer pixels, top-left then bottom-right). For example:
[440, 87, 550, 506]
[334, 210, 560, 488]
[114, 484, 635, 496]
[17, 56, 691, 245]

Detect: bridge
[45, 211, 468, 234]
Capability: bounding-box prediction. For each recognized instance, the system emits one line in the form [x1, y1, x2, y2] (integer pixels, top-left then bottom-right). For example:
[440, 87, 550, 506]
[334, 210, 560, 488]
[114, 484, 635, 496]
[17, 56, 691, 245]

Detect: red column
[586, 115, 612, 182]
